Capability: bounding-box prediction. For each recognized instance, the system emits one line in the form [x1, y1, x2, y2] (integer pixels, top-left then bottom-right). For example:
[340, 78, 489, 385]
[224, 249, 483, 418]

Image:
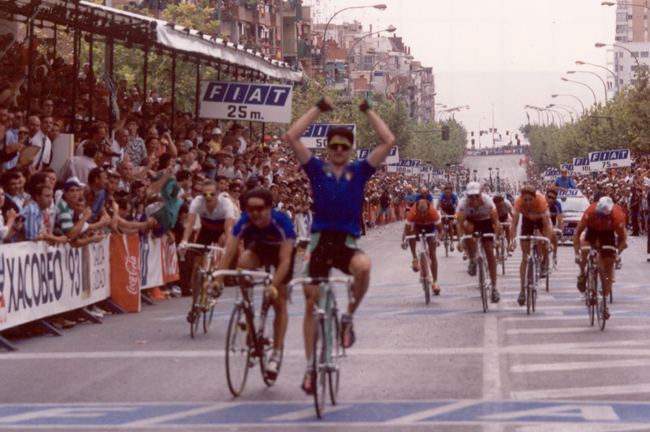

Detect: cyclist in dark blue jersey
[287, 96, 395, 394]
[215, 188, 295, 379]
[545, 189, 563, 267]
[437, 184, 458, 250]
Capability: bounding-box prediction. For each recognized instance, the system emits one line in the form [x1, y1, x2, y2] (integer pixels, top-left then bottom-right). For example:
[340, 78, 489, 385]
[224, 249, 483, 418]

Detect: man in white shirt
[27, 115, 52, 171]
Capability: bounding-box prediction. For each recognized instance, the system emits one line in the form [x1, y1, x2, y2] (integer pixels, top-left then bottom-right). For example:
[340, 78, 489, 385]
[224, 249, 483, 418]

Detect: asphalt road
[2, 214, 650, 431]
[463, 154, 528, 189]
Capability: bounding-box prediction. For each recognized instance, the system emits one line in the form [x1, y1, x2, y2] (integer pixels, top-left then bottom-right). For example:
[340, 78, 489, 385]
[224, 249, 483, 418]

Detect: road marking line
[384, 400, 478, 424]
[121, 404, 229, 427]
[483, 314, 501, 400]
[511, 358, 650, 373]
[506, 325, 650, 335]
[266, 404, 352, 421]
[511, 383, 650, 400]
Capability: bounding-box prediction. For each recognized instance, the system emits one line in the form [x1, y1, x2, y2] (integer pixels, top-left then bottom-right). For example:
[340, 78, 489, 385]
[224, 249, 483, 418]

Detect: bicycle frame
[404, 232, 437, 304]
[460, 232, 495, 313]
[515, 235, 550, 314]
[580, 245, 616, 331]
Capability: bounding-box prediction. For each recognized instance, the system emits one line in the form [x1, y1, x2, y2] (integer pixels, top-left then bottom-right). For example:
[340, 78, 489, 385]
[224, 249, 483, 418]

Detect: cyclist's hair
[493, 195, 504, 204]
[202, 179, 218, 189]
[326, 126, 354, 146]
[242, 188, 273, 208]
[444, 184, 453, 190]
[521, 185, 537, 197]
[546, 189, 558, 198]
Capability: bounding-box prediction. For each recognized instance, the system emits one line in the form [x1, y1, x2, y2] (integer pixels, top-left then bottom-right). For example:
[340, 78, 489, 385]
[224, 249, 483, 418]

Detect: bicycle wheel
[203, 276, 215, 333]
[225, 304, 251, 397]
[499, 238, 506, 276]
[544, 250, 550, 293]
[478, 256, 488, 313]
[259, 297, 278, 386]
[190, 304, 201, 338]
[329, 302, 341, 405]
[596, 268, 607, 331]
[526, 257, 534, 316]
[420, 252, 430, 305]
[587, 269, 596, 327]
[313, 316, 328, 419]
[444, 232, 449, 257]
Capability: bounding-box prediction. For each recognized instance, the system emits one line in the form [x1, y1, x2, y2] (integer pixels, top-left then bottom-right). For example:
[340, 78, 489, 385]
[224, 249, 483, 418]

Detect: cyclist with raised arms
[493, 195, 514, 252]
[573, 197, 626, 319]
[508, 185, 553, 306]
[437, 184, 458, 251]
[179, 179, 235, 323]
[456, 181, 502, 303]
[286, 96, 396, 394]
[403, 198, 444, 295]
[545, 189, 564, 263]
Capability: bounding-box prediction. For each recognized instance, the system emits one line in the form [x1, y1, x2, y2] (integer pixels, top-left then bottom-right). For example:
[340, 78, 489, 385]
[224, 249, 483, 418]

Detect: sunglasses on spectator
[246, 204, 268, 213]
[327, 141, 351, 151]
[203, 191, 216, 198]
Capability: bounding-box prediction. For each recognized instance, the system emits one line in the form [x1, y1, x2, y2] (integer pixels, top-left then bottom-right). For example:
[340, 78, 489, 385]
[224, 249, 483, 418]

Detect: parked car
[557, 189, 590, 245]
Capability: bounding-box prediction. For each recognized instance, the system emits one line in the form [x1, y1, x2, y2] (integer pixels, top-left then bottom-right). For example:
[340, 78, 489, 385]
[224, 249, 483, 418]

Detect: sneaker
[186, 310, 197, 323]
[463, 251, 469, 261]
[341, 313, 356, 348]
[450, 242, 454, 252]
[647, 253, 650, 262]
[412, 258, 419, 273]
[576, 275, 587, 293]
[238, 312, 247, 330]
[301, 370, 315, 395]
[266, 353, 282, 378]
[604, 307, 610, 320]
[170, 286, 182, 297]
[517, 291, 526, 306]
[432, 282, 440, 296]
[615, 257, 622, 270]
[491, 289, 500, 303]
[540, 266, 548, 278]
[468, 261, 476, 276]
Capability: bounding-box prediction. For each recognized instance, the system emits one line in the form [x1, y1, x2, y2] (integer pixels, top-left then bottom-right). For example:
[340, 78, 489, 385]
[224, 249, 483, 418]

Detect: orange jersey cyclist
[573, 196, 627, 319]
[508, 185, 553, 307]
[456, 181, 502, 303]
[402, 199, 444, 295]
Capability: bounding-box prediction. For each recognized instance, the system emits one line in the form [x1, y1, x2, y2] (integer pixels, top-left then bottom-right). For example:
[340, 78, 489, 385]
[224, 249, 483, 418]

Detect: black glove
[359, 98, 372, 113]
[315, 97, 332, 112]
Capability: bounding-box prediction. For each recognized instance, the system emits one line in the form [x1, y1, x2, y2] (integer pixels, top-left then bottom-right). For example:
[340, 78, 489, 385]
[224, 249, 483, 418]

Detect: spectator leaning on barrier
[19, 183, 65, 243]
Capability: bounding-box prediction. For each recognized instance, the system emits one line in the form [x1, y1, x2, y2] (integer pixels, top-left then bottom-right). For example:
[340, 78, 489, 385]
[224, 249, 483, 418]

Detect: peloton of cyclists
[402, 198, 444, 295]
[437, 184, 458, 251]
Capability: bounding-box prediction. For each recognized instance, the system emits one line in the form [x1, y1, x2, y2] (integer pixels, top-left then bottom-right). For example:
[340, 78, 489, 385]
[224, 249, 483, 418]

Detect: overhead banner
[0, 238, 112, 332]
[199, 82, 293, 123]
[357, 146, 398, 164]
[544, 167, 560, 181]
[387, 159, 421, 175]
[588, 149, 631, 172]
[301, 123, 356, 150]
[573, 157, 591, 174]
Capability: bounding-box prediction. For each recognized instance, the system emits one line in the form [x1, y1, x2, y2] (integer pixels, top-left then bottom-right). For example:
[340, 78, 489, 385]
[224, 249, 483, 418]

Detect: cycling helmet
[466, 182, 481, 196]
[595, 196, 614, 216]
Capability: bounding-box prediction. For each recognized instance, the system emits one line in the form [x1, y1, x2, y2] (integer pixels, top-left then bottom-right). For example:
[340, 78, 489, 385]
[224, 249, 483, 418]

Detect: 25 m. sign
[199, 82, 292, 123]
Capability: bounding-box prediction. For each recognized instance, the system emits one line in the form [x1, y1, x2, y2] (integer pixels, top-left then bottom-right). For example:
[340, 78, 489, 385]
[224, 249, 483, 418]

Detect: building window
[620, 79, 624, 84]
[631, 65, 638, 71]
[642, 52, 649, 57]
[618, 12, 627, 20]
[632, 51, 639, 57]
[628, 14, 634, 19]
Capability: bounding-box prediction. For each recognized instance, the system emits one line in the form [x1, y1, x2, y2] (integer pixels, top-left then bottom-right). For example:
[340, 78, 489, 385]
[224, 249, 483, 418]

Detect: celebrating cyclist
[286, 96, 395, 394]
[545, 189, 564, 262]
[492, 195, 514, 252]
[456, 181, 501, 303]
[403, 198, 444, 295]
[437, 184, 458, 251]
[573, 197, 626, 319]
[179, 179, 236, 323]
[508, 185, 553, 307]
[215, 188, 295, 379]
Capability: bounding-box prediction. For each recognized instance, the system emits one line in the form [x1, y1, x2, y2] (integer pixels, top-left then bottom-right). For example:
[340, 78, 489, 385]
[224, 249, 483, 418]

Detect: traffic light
[506, 130, 509, 135]
[515, 134, 518, 139]
[471, 138, 475, 145]
[516, 138, 521, 146]
[480, 131, 483, 136]
[471, 131, 474, 136]
[441, 125, 450, 140]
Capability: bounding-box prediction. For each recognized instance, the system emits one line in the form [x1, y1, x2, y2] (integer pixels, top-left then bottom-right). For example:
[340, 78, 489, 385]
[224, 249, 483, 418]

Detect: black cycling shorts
[584, 228, 617, 258]
[304, 231, 363, 278]
[521, 217, 544, 236]
[468, 218, 495, 239]
[245, 242, 295, 284]
[498, 213, 510, 223]
[441, 206, 456, 216]
[196, 227, 225, 246]
[413, 223, 437, 240]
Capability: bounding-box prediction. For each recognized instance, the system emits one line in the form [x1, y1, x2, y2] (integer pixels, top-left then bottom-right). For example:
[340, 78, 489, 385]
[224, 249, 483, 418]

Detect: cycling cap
[595, 196, 614, 216]
[466, 182, 481, 196]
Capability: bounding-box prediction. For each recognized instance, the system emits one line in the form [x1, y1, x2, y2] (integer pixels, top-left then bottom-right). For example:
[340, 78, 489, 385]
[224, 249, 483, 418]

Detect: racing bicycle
[579, 245, 616, 331]
[403, 231, 438, 304]
[288, 276, 352, 419]
[460, 232, 496, 313]
[441, 215, 456, 257]
[217, 269, 279, 396]
[496, 222, 511, 276]
[515, 235, 550, 315]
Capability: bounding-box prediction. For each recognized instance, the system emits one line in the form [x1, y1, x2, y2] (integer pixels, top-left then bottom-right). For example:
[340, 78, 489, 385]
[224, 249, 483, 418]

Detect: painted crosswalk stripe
[511, 358, 650, 373]
[511, 383, 650, 400]
[506, 325, 650, 335]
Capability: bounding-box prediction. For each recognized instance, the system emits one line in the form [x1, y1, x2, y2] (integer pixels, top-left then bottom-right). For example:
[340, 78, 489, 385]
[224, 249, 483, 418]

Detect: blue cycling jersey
[233, 209, 295, 247]
[549, 200, 563, 218]
[439, 193, 458, 209]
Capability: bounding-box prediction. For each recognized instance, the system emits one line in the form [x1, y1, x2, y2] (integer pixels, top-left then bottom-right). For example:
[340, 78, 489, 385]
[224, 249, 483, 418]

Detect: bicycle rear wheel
[444, 233, 449, 257]
[596, 268, 607, 331]
[588, 270, 596, 327]
[544, 251, 550, 293]
[225, 304, 251, 397]
[526, 257, 534, 315]
[420, 252, 430, 305]
[329, 304, 341, 405]
[190, 274, 204, 338]
[478, 257, 488, 313]
[259, 297, 278, 386]
[313, 316, 328, 419]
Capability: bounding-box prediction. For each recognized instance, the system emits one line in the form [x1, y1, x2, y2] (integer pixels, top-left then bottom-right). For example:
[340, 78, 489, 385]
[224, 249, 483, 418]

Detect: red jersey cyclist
[402, 198, 444, 295]
[574, 197, 627, 319]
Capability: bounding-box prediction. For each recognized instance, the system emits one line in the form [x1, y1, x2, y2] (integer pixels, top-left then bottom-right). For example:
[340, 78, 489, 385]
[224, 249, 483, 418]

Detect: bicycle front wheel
[596, 268, 607, 331]
[420, 252, 430, 305]
[190, 303, 201, 338]
[329, 306, 341, 405]
[259, 297, 278, 386]
[500, 238, 506, 276]
[526, 257, 534, 315]
[588, 271, 596, 327]
[313, 316, 328, 419]
[478, 257, 488, 313]
[225, 304, 251, 397]
[203, 276, 215, 333]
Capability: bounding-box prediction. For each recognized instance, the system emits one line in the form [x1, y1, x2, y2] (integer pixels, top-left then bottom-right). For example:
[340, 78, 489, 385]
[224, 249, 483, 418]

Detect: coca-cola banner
[161, 238, 180, 285]
[0, 237, 112, 331]
[109, 234, 141, 313]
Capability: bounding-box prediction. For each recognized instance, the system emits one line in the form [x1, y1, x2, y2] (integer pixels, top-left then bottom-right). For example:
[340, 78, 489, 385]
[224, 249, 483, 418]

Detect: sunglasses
[246, 204, 268, 213]
[203, 191, 216, 198]
[231, 188, 242, 193]
[328, 141, 351, 152]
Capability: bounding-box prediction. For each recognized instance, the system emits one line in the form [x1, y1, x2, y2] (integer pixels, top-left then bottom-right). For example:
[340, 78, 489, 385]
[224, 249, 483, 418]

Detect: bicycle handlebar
[580, 245, 618, 252]
[441, 215, 456, 220]
[287, 276, 352, 290]
[460, 233, 496, 242]
[404, 233, 438, 241]
[184, 243, 226, 253]
[515, 235, 550, 244]
[211, 269, 271, 281]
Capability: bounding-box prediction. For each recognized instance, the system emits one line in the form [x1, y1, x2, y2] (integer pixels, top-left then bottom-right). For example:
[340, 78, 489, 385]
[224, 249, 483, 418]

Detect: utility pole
[491, 103, 495, 149]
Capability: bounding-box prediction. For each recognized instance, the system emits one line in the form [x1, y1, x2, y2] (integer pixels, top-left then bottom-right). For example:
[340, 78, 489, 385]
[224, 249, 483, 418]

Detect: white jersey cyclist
[189, 192, 235, 233]
[457, 192, 497, 221]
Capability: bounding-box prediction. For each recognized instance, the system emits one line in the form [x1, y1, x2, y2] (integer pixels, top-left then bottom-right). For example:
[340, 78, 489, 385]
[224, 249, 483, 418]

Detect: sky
[304, 0, 616, 146]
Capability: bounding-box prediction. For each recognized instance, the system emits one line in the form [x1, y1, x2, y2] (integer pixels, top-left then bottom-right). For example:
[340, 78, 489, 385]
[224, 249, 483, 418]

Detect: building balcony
[252, 6, 271, 26]
[229, 4, 254, 23]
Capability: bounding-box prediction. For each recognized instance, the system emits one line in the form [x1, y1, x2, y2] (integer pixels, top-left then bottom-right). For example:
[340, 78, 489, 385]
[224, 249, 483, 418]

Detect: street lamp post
[567, 70, 607, 101]
[561, 77, 597, 106]
[346, 25, 396, 96]
[321, 4, 387, 77]
[552, 94, 585, 115]
[595, 42, 641, 69]
[548, 104, 576, 122]
[575, 60, 619, 95]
